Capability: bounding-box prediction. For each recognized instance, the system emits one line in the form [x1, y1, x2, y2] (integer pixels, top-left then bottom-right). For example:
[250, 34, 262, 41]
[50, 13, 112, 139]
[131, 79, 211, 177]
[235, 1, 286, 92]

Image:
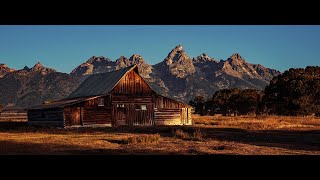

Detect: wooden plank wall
[153, 94, 191, 125]
[63, 107, 72, 126]
[153, 95, 193, 125]
[28, 108, 64, 122]
[111, 102, 154, 126]
[112, 95, 152, 103]
[111, 70, 155, 126]
[154, 94, 187, 109]
[111, 104, 117, 126]
[114, 105, 126, 126]
[112, 70, 153, 95]
[179, 108, 193, 125]
[64, 107, 82, 126]
[82, 107, 111, 125]
[28, 108, 64, 127]
[84, 95, 111, 107]
[187, 108, 192, 125]
[181, 108, 187, 124]
[0, 111, 27, 122]
[154, 108, 181, 125]
[63, 96, 112, 126]
[128, 103, 154, 126]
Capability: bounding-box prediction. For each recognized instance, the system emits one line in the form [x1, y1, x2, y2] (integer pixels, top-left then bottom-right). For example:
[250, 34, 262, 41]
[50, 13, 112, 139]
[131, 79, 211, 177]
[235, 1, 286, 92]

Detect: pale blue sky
[0, 25, 319, 73]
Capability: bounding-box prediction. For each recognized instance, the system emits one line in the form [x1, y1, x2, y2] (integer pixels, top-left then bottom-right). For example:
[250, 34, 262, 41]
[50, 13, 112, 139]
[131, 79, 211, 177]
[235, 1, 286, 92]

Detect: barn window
[140, 105, 147, 111]
[117, 104, 125, 108]
[98, 98, 105, 106]
[135, 104, 146, 110]
[105, 95, 111, 107]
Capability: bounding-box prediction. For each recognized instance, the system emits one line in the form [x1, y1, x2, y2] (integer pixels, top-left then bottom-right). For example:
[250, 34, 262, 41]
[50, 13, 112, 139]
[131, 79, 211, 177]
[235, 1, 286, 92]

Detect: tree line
[189, 66, 320, 116]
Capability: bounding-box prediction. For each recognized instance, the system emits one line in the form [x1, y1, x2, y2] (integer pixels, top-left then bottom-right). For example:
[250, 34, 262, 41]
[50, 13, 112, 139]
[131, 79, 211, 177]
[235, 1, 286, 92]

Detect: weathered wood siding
[64, 107, 81, 126]
[112, 70, 153, 95]
[128, 103, 154, 126]
[154, 94, 187, 109]
[111, 102, 154, 126]
[153, 94, 192, 125]
[154, 108, 181, 125]
[181, 108, 188, 124]
[63, 96, 112, 126]
[84, 95, 111, 107]
[0, 111, 27, 122]
[180, 108, 192, 125]
[187, 108, 192, 125]
[112, 104, 126, 126]
[28, 108, 64, 127]
[112, 95, 153, 103]
[110, 71, 155, 126]
[82, 107, 111, 125]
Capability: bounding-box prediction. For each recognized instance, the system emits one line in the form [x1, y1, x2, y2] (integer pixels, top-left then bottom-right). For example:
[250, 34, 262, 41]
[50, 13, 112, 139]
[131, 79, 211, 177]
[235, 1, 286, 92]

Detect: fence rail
[0, 112, 28, 122]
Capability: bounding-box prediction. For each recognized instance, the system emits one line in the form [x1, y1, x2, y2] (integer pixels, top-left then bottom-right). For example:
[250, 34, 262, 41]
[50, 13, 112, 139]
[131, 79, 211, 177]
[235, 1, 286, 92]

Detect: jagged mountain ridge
[0, 62, 81, 108]
[0, 64, 15, 78]
[69, 45, 280, 103]
[0, 45, 280, 108]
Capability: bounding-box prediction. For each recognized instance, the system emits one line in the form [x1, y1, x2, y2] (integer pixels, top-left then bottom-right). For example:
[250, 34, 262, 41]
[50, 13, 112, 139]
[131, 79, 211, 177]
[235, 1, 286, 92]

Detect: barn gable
[68, 65, 139, 99]
[112, 69, 153, 95]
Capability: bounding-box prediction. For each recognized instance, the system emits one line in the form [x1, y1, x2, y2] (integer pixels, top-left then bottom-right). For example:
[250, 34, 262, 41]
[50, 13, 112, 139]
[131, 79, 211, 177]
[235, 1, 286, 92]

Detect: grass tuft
[173, 128, 205, 141]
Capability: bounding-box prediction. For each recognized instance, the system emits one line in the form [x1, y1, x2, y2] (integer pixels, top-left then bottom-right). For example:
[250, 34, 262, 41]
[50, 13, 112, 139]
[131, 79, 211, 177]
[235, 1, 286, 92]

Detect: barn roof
[28, 96, 102, 110]
[68, 65, 138, 99]
[0, 105, 26, 112]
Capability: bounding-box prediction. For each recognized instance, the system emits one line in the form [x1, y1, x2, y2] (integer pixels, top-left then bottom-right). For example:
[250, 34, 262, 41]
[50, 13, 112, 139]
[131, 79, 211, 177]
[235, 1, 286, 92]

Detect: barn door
[132, 103, 154, 126]
[70, 107, 81, 126]
[116, 104, 126, 126]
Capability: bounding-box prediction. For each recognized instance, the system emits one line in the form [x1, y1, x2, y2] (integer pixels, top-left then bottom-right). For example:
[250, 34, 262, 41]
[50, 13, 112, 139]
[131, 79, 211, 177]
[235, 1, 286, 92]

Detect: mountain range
[0, 45, 280, 108]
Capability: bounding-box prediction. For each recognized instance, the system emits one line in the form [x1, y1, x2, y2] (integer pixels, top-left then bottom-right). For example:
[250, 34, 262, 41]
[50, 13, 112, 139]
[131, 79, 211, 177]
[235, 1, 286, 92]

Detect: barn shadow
[73, 126, 320, 152]
[156, 126, 320, 152]
[204, 128, 320, 152]
[92, 126, 320, 152]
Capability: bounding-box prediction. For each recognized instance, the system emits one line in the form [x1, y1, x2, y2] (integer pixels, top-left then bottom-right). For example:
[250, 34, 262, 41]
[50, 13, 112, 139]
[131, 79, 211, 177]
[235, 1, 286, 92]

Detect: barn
[28, 65, 192, 127]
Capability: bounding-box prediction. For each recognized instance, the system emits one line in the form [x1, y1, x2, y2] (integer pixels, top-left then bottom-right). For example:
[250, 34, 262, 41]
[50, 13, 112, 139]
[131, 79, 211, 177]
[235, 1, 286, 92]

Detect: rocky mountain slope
[149, 45, 280, 102]
[0, 64, 15, 78]
[0, 62, 80, 108]
[0, 45, 280, 108]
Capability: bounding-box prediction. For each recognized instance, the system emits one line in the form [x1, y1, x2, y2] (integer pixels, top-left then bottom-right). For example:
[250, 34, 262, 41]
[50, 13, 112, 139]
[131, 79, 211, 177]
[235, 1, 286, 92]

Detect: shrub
[212, 145, 227, 150]
[191, 128, 205, 141]
[126, 134, 161, 144]
[172, 128, 205, 141]
[173, 129, 190, 139]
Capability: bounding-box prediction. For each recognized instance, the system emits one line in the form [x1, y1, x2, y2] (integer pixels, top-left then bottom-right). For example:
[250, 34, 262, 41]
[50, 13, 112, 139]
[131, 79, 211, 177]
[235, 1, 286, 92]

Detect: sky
[0, 25, 319, 73]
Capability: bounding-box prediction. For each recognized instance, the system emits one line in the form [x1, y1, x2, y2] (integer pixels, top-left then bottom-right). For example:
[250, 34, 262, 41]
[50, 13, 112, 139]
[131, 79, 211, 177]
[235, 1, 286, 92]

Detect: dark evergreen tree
[263, 66, 320, 116]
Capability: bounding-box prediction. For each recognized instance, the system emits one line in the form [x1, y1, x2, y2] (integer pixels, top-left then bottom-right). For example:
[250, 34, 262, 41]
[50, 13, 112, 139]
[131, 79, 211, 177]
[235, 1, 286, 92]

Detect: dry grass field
[0, 114, 319, 155]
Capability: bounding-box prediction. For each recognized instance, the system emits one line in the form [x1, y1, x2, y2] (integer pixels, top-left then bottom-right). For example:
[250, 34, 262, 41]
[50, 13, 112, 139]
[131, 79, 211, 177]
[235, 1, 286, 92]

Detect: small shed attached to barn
[28, 65, 192, 127]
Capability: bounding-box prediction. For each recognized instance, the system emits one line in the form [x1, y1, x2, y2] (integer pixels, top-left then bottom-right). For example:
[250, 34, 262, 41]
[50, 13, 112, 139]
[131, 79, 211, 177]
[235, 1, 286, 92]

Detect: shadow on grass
[194, 127, 320, 152]
[102, 139, 127, 144]
[0, 139, 180, 155]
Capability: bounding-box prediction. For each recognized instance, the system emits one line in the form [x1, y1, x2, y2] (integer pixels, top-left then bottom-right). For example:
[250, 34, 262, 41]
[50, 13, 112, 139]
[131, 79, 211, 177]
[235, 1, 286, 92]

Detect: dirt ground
[0, 114, 319, 155]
